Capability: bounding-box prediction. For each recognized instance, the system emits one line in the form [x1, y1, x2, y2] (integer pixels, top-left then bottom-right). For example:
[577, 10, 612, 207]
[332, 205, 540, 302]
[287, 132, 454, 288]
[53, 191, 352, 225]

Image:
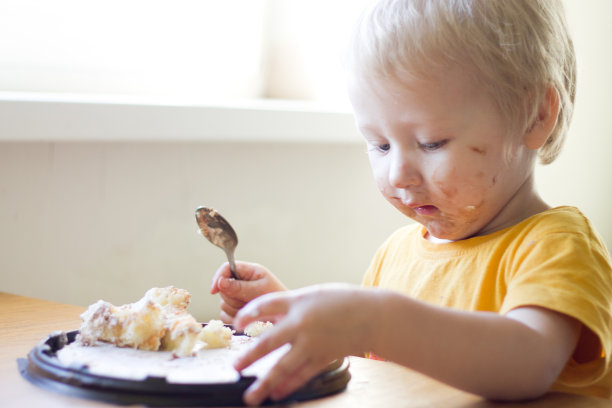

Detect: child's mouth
[414, 205, 438, 216]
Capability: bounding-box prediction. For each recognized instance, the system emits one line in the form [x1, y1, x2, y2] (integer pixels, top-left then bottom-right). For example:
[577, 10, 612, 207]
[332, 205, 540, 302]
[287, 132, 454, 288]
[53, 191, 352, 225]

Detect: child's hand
[232, 284, 376, 406]
[210, 261, 287, 323]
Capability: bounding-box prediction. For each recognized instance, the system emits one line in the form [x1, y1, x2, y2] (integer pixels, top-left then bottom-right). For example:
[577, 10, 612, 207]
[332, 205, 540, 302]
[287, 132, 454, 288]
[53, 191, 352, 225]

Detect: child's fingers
[241, 345, 309, 406]
[218, 309, 234, 324]
[233, 307, 293, 372]
[210, 262, 232, 294]
[268, 358, 328, 402]
[233, 292, 290, 331]
[211, 261, 259, 294]
[217, 277, 265, 303]
[219, 297, 244, 318]
[219, 292, 246, 310]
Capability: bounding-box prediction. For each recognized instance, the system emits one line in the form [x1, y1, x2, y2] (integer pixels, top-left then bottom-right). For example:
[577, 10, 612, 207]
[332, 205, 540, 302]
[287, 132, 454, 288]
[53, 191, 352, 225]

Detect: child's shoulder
[521, 206, 594, 235]
[507, 206, 608, 254]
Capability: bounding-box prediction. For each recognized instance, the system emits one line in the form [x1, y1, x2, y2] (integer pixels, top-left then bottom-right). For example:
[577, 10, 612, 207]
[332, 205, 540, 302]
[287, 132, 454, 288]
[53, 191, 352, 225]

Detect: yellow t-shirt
[362, 206, 612, 398]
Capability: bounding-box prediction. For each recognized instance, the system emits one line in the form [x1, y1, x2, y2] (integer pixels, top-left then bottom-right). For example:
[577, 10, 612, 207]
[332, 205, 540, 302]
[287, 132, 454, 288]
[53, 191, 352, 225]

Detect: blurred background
[1, 0, 611, 321]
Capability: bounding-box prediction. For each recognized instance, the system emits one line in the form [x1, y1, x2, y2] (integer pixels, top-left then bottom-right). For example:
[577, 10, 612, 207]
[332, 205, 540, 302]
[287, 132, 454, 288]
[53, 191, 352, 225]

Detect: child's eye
[367, 142, 390, 153]
[419, 140, 448, 151]
[376, 143, 391, 152]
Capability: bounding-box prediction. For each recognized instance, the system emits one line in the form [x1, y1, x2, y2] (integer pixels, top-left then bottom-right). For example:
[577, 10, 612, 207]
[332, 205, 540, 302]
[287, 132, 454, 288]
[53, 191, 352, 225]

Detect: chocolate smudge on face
[470, 146, 487, 155]
[432, 166, 459, 199]
[433, 174, 458, 199]
[439, 185, 458, 199]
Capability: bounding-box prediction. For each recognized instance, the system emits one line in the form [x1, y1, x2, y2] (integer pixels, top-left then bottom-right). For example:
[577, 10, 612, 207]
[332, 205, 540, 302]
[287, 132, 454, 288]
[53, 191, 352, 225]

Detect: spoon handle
[225, 249, 240, 280]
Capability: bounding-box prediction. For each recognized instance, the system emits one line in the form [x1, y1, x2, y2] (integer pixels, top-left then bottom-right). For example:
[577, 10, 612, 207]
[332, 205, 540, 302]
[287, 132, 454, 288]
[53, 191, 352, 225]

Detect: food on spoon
[200, 319, 234, 348]
[244, 321, 274, 337]
[77, 286, 203, 356]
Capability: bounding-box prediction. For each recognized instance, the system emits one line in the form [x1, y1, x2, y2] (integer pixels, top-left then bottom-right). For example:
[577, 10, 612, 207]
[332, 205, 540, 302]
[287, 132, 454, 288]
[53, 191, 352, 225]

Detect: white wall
[535, 0, 612, 249]
[0, 140, 406, 321]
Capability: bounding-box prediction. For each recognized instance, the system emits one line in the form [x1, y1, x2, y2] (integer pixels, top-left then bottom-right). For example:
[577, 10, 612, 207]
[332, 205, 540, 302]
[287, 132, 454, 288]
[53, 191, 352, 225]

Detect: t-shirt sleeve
[500, 228, 612, 387]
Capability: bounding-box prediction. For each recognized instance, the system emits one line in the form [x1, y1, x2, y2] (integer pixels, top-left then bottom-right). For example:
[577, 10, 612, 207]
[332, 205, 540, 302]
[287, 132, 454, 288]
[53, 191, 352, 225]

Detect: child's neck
[425, 232, 454, 244]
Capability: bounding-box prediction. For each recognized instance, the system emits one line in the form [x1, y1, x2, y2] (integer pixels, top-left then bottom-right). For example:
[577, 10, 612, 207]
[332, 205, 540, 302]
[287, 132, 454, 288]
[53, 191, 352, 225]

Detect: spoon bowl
[195, 206, 240, 279]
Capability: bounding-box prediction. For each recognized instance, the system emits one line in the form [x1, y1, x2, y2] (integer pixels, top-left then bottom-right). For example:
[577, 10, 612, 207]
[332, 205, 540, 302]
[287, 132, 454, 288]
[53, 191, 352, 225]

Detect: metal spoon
[195, 206, 240, 279]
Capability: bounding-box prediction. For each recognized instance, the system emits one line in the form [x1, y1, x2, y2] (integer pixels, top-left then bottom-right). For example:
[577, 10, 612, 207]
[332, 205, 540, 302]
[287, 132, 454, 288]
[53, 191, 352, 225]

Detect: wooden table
[2, 292, 611, 408]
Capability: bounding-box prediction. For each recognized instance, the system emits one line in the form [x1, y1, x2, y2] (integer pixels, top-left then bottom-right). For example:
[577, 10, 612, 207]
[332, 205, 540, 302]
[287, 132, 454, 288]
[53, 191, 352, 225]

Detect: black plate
[18, 330, 350, 406]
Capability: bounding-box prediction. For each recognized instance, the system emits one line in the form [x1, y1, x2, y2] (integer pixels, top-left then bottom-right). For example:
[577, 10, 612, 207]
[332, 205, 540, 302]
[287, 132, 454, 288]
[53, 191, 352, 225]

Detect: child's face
[349, 70, 537, 241]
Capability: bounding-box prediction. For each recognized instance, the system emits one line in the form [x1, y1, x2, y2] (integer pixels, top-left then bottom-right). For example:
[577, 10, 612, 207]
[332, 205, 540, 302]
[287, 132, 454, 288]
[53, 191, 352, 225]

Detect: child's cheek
[472, 170, 497, 188]
[431, 165, 460, 200]
[370, 162, 390, 192]
[431, 163, 491, 207]
[432, 173, 458, 200]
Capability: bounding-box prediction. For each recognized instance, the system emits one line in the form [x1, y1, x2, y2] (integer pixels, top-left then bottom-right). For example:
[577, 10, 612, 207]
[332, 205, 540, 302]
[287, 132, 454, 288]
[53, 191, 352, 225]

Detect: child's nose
[389, 151, 421, 188]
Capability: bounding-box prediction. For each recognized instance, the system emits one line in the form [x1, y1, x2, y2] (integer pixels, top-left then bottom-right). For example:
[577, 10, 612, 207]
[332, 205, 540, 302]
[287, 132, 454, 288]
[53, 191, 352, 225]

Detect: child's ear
[524, 86, 560, 150]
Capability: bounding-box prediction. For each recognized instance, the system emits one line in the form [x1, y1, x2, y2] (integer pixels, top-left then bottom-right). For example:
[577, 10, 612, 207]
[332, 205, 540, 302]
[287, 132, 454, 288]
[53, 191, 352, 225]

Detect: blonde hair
[348, 0, 576, 164]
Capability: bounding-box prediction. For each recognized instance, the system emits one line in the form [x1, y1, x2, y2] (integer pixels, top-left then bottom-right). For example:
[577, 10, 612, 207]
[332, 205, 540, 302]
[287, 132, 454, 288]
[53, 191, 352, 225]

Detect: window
[0, 0, 369, 107]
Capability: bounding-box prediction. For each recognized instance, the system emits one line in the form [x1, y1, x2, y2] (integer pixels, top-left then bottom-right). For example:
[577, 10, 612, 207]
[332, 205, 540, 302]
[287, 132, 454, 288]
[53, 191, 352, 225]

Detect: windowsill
[0, 92, 360, 143]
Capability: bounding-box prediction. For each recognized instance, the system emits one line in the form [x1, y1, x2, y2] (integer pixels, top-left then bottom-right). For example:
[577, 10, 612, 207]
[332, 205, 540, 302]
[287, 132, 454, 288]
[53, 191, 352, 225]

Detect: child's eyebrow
[355, 124, 382, 136]
[356, 116, 459, 139]
[357, 124, 377, 132]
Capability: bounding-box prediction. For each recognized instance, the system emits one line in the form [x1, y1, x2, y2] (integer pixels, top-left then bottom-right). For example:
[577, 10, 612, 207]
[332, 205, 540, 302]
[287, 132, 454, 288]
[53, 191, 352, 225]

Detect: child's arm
[210, 261, 287, 323]
[233, 285, 581, 406]
[374, 290, 581, 399]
